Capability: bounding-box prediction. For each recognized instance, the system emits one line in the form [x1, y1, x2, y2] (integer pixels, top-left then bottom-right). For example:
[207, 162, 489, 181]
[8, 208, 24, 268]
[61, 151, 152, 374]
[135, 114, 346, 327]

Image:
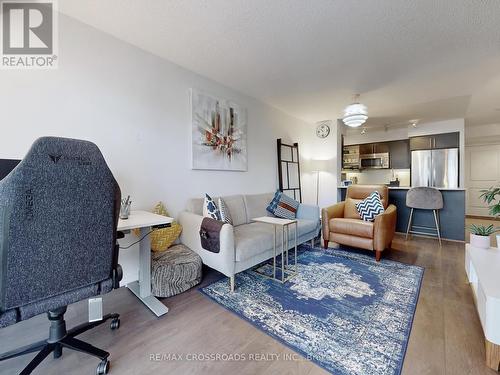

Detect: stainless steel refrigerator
[411, 148, 459, 188]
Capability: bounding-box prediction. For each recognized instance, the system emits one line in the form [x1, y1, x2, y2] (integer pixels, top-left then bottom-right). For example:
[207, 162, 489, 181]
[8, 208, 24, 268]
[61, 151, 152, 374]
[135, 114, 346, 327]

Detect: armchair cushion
[344, 197, 362, 219]
[330, 218, 374, 239]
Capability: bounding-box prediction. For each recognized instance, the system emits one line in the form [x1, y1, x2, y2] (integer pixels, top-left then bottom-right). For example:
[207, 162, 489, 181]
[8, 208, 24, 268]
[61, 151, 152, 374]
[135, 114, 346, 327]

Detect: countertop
[337, 185, 466, 191]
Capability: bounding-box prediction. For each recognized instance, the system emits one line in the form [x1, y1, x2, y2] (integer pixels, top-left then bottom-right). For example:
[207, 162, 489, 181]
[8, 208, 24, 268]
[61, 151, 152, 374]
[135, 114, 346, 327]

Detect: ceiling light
[343, 94, 368, 128]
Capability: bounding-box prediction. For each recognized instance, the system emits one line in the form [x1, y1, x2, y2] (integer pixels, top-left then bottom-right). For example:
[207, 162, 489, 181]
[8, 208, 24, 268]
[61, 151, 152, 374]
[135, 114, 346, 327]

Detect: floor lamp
[310, 159, 329, 206]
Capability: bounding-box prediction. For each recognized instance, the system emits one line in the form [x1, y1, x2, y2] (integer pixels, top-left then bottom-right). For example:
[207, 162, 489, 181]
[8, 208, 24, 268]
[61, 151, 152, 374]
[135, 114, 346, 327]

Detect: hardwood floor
[0, 234, 496, 375]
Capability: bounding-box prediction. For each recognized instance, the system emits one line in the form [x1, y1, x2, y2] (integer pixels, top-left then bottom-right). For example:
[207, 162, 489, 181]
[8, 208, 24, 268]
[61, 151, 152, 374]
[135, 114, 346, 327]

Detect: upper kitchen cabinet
[434, 132, 459, 149]
[410, 132, 459, 150]
[359, 142, 390, 155]
[388, 140, 410, 169]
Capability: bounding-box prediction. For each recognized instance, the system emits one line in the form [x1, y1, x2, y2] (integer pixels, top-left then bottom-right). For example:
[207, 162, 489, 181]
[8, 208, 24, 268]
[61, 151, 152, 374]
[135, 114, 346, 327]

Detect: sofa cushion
[244, 192, 275, 222]
[234, 222, 274, 261]
[234, 219, 318, 262]
[220, 195, 247, 226]
[186, 198, 204, 215]
[344, 197, 362, 220]
[330, 218, 374, 239]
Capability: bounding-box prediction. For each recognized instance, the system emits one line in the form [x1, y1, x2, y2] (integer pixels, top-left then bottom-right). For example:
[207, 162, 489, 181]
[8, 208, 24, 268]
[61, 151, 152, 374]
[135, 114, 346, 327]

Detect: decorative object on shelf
[150, 202, 183, 252]
[191, 89, 247, 171]
[342, 94, 368, 128]
[309, 159, 329, 205]
[315, 121, 330, 138]
[120, 195, 131, 219]
[468, 224, 498, 249]
[479, 186, 500, 249]
[277, 139, 302, 202]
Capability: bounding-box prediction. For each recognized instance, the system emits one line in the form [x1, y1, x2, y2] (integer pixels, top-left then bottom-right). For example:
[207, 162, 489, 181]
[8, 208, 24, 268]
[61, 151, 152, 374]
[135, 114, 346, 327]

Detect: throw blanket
[199, 217, 224, 253]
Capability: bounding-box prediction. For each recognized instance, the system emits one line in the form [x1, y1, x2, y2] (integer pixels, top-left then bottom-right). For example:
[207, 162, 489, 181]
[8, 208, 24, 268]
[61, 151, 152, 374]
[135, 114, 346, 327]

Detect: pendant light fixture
[343, 94, 368, 127]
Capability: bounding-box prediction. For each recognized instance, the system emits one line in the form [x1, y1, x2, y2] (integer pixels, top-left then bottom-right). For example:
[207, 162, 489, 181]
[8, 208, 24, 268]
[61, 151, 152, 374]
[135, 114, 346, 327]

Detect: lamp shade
[309, 159, 330, 172]
[343, 102, 368, 127]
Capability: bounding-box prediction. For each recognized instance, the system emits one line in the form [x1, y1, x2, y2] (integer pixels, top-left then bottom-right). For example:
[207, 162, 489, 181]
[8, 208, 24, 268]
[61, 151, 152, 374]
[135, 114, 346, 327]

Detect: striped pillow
[273, 193, 300, 219]
[218, 198, 233, 225]
[355, 191, 384, 221]
[266, 190, 282, 214]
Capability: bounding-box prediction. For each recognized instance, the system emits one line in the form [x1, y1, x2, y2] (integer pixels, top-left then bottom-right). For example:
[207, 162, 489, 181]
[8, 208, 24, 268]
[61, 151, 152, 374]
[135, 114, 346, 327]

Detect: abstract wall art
[191, 89, 247, 171]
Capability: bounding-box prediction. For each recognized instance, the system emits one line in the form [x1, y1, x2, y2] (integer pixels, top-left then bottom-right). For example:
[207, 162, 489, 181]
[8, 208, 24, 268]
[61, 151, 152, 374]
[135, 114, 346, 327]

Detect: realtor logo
[1, 0, 58, 69]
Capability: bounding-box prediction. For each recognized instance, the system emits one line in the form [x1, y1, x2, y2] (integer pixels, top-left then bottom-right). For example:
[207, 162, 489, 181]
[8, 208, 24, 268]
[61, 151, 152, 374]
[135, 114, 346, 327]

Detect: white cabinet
[465, 145, 500, 216]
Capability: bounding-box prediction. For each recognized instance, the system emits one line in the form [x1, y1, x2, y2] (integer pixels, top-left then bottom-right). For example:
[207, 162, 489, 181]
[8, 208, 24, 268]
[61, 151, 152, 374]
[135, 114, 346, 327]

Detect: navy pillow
[266, 190, 282, 214]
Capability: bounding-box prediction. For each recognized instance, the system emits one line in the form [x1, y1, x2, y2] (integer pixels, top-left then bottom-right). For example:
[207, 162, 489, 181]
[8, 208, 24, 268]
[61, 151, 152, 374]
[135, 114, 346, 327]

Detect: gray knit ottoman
[151, 244, 202, 298]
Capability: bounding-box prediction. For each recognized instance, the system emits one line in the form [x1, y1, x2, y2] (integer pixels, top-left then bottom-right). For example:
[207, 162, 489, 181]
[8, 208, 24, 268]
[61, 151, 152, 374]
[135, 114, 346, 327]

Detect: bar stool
[405, 187, 443, 245]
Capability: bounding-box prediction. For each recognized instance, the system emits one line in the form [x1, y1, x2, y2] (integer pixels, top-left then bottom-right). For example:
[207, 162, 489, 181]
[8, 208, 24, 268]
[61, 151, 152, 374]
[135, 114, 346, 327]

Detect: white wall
[293, 120, 342, 208]
[0, 14, 316, 283]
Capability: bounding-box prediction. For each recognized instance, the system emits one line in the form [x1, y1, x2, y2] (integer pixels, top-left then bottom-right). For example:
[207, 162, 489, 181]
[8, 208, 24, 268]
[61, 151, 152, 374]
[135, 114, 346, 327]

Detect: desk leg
[127, 227, 169, 317]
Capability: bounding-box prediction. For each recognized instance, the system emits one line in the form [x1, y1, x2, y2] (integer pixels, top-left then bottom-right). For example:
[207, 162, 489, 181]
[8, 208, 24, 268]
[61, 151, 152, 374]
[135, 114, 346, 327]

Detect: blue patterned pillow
[203, 193, 221, 221]
[218, 197, 233, 225]
[273, 193, 300, 219]
[266, 190, 282, 214]
[355, 191, 384, 221]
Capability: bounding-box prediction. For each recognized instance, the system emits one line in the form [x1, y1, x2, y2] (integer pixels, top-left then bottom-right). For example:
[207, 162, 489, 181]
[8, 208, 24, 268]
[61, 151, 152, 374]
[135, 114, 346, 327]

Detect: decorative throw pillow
[150, 202, 183, 252]
[218, 198, 233, 225]
[266, 190, 282, 214]
[355, 191, 385, 222]
[203, 193, 221, 220]
[273, 193, 300, 219]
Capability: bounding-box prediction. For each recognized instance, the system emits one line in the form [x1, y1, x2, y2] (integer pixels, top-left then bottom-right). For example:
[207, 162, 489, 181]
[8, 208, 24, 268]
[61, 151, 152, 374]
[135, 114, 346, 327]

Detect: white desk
[118, 210, 173, 317]
[465, 244, 500, 370]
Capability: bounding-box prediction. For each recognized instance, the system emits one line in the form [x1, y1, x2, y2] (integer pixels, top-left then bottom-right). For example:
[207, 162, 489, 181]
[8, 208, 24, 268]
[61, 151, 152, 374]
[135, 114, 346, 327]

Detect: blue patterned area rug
[200, 246, 424, 375]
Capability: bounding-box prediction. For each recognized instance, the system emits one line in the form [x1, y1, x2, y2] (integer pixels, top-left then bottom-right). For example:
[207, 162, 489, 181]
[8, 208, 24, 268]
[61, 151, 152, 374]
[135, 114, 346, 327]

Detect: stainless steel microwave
[359, 153, 390, 169]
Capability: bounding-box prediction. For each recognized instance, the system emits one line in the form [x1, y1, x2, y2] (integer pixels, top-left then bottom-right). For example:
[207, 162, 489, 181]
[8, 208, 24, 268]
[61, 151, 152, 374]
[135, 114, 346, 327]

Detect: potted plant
[480, 187, 500, 248]
[468, 224, 498, 249]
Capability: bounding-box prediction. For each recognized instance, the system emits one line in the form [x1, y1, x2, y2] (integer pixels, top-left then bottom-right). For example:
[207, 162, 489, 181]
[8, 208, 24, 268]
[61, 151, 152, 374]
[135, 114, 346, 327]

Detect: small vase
[470, 234, 491, 249]
[496, 234, 500, 249]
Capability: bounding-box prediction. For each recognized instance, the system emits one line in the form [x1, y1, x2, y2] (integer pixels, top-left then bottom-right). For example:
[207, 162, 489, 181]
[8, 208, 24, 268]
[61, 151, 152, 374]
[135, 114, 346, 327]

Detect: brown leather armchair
[321, 185, 397, 261]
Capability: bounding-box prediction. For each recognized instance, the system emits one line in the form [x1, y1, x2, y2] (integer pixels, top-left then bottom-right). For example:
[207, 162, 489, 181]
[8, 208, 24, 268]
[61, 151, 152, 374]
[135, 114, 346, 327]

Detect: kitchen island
[338, 186, 465, 241]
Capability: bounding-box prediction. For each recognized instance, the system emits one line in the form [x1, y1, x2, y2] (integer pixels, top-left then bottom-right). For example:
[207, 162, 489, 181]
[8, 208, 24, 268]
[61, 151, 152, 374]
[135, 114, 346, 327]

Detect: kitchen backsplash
[345, 169, 411, 186]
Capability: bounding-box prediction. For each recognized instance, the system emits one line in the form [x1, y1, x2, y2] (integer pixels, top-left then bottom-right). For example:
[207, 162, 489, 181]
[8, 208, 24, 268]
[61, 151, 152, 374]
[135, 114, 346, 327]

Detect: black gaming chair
[0, 137, 123, 374]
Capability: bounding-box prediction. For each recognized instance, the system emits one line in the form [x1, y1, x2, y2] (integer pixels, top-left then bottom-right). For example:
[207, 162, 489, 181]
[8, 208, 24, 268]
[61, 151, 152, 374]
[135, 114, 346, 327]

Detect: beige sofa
[178, 193, 320, 291]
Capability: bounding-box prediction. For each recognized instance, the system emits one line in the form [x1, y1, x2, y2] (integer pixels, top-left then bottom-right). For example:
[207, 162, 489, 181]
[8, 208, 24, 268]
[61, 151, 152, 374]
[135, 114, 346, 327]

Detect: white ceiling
[59, 0, 500, 127]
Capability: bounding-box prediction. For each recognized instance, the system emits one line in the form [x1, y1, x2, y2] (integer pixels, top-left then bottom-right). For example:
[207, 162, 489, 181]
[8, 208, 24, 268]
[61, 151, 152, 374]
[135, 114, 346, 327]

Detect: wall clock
[316, 123, 330, 138]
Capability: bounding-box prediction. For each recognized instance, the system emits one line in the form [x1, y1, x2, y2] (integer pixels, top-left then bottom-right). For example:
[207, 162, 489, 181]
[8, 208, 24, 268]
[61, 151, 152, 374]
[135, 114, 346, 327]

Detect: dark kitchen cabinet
[434, 132, 459, 149]
[359, 142, 390, 155]
[388, 140, 410, 169]
[410, 132, 459, 150]
[359, 143, 374, 155]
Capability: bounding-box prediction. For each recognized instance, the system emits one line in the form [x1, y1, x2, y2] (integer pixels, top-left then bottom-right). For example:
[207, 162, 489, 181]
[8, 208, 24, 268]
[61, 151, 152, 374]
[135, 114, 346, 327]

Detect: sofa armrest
[373, 204, 397, 251]
[296, 203, 320, 221]
[178, 211, 235, 277]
